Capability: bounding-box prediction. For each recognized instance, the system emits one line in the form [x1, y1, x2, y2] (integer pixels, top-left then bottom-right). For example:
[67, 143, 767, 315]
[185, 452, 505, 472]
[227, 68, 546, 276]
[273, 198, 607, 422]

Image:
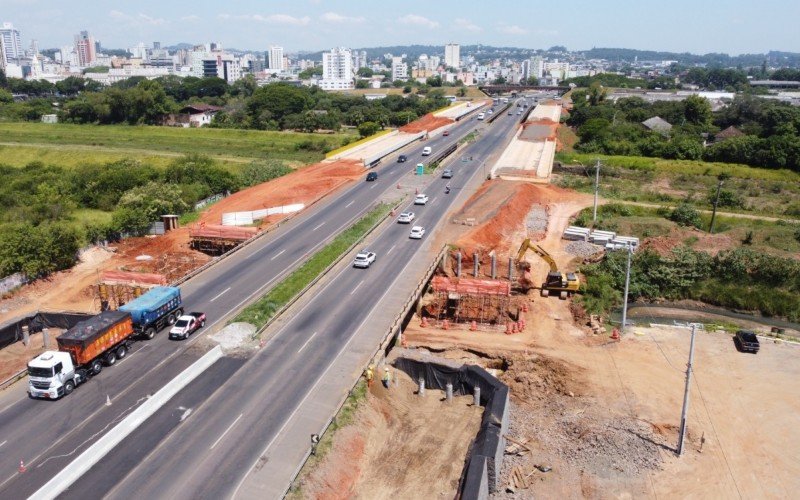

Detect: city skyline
[3, 0, 800, 55]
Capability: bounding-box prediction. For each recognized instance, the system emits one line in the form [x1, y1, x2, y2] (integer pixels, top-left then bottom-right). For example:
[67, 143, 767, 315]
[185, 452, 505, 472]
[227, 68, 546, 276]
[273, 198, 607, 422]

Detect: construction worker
[365, 365, 374, 388]
[382, 366, 392, 389]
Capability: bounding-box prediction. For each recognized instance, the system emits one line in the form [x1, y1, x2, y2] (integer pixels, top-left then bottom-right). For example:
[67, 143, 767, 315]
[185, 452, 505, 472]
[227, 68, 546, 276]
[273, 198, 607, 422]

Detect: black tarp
[393, 355, 509, 496]
[0, 311, 94, 350]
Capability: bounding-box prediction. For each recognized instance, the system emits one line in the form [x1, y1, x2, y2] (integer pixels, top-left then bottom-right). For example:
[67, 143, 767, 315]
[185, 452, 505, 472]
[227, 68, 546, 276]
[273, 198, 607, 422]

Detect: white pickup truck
[169, 312, 206, 340]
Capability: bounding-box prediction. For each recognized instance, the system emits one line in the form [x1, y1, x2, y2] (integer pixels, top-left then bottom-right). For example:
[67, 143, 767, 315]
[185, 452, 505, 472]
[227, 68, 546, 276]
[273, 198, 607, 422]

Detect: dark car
[397, 155, 407, 163]
[442, 130, 450, 136]
[734, 330, 760, 354]
[366, 171, 378, 181]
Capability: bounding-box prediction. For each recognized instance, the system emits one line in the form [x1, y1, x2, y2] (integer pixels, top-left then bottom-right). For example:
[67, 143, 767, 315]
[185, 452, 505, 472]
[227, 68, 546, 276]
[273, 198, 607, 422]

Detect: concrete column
[22, 325, 30, 347]
[490, 252, 497, 279]
[508, 257, 514, 281]
[473, 386, 481, 406]
[456, 252, 462, 277]
[446, 383, 453, 403]
[418, 377, 426, 397]
[473, 252, 479, 277]
[42, 328, 50, 349]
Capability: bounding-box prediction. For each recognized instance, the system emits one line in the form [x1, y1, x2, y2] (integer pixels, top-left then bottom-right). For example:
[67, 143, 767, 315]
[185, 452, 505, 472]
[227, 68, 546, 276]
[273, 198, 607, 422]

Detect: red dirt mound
[399, 113, 454, 133]
[199, 159, 364, 226]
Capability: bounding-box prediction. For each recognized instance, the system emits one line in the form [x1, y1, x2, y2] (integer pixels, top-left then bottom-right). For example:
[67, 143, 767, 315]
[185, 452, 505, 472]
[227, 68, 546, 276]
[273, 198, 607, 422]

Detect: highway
[0, 102, 519, 498]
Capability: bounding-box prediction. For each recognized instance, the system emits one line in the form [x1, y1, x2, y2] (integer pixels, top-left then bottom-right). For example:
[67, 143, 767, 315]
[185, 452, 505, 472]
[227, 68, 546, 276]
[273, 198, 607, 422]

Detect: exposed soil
[519, 119, 558, 142]
[199, 159, 365, 226]
[294, 370, 483, 499]
[399, 113, 455, 134]
[640, 226, 737, 257]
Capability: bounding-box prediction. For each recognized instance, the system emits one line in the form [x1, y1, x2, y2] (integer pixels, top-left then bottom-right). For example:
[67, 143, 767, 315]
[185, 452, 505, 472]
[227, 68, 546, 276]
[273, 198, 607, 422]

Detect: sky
[3, 0, 799, 55]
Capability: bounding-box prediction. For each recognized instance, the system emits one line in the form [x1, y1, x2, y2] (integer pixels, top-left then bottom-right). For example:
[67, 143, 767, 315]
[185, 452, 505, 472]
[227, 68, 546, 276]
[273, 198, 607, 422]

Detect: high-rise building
[268, 45, 284, 71]
[74, 30, 96, 66]
[0, 22, 23, 66]
[444, 43, 460, 69]
[530, 56, 544, 80]
[391, 56, 407, 81]
[320, 47, 353, 90]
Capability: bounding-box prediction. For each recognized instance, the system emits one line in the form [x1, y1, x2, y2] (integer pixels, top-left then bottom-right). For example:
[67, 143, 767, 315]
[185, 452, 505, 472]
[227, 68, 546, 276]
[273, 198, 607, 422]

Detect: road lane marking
[387, 244, 396, 256]
[312, 221, 326, 231]
[269, 249, 286, 261]
[209, 287, 231, 302]
[345, 200, 355, 208]
[0, 399, 24, 417]
[210, 413, 243, 450]
[117, 343, 151, 366]
[431, 197, 438, 204]
[350, 280, 364, 296]
[297, 331, 318, 353]
[369, 184, 376, 189]
[179, 407, 193, 422]
[0, 440, 6, 448]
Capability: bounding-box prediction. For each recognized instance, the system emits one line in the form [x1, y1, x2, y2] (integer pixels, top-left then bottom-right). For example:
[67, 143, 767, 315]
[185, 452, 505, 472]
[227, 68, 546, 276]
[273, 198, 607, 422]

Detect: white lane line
[209, 287, 231, 302]
[297, 331, 318, 353]
[0, 399, 24, 417]
[350, 280, 364, 296]
[210, 413, 243, 450]
[369, 184, 376, 189]
[269, 249, 286, 261]
[0, 440, 6, 448]
[345, 200, 355, 208]
[116, 343, 151, 366]
[431, 197, 438, 205]
[387, 244, 396, 256]
[312, 221, 326, 231]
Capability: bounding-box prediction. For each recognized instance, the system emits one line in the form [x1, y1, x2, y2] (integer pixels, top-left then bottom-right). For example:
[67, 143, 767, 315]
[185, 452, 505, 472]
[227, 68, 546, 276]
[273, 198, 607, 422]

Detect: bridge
[478, 85, 570, 96]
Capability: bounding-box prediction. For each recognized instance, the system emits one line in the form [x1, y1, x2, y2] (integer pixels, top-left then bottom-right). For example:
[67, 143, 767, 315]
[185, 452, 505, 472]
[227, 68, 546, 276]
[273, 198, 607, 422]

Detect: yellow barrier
[325, 129, 393, 159]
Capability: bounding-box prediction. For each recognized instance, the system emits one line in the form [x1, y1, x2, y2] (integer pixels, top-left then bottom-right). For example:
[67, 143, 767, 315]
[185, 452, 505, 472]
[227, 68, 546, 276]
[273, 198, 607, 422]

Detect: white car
[414, 194, 429, 205]
[422, 146, 432, 156]
[409, 226, 425, 239]
[353, 250, 376, 268]
[397, 212, 415, 224]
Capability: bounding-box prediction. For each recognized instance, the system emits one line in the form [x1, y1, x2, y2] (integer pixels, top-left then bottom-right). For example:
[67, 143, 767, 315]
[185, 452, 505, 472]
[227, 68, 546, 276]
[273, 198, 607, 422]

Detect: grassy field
[0, 122, 349, 166]
[555, 153, 800, 218]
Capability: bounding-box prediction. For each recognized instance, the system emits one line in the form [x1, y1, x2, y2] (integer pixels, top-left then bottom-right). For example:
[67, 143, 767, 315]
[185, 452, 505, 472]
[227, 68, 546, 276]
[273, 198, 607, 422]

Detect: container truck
[120, 286, 182, 339]
[27, 311, 135, 399]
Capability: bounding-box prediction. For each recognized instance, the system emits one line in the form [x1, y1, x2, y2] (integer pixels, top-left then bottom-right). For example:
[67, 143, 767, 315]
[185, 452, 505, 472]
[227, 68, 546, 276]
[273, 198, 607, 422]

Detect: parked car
[169, 312, 206, 340]
[422, 146, 432, 156]
[442, 169, 453, 179]
[409, 226, 425, 239]
[397, 211, 415, 224]
[365, 171, 378, 181]
[734, 330, 760, 353]
[397, 155, 407, 163]
[353, 250, 377, 268]
[414, 194, 429, 205]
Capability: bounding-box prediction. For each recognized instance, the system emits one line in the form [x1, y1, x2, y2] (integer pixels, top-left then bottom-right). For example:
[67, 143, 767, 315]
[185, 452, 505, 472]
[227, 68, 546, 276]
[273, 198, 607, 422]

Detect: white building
[444, 43, 460, 69]
[525, 56, 544, 81]
[352, 50, 367, 70]
[544, 60, 570, 81]
[269, 45, 284, 72]
[84, 66, 171, 85]
[1, 22, 23, 67]
[320, 47, 353, 90]
[391, 56, 407, 81]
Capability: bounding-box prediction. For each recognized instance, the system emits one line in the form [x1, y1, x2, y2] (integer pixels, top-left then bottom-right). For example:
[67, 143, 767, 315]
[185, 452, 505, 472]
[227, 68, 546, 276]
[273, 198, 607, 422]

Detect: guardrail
[486, 103, 512, 124]
[362, 131, 426, 168]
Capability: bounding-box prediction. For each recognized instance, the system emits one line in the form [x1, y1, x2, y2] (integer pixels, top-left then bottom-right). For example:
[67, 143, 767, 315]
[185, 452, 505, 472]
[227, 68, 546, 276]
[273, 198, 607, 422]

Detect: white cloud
[399, 14, 439, 29]
[181, 14, 201, 22]
[218, 13, 310, 26]
[454, 18, 482, 32]
[499, 24, 527, 35]
[320, 12, 366, 24]
[109, 10, 166, 27]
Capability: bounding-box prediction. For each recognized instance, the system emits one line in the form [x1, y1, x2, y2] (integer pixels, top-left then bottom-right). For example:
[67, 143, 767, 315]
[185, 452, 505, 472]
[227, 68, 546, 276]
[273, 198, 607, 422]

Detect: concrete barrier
[362, 131, 425, 167]
[28, 345, 224, 500]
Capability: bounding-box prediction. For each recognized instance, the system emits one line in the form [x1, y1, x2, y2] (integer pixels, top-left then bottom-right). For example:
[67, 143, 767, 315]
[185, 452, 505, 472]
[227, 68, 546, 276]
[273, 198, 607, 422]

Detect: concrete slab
[331, 131, 423, 163]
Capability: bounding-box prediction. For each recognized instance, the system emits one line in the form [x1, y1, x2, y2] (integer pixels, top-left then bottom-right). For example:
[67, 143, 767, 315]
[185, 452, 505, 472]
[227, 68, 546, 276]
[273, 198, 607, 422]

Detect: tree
[493, 75, 507, 84]
[0, 88, 12, 104]
[114, 182, 190, 234]
[356, 67, 374, 77]
[670, 203, 701, 227]
[358, 121, 380, 138]
[126, 80, 176, 124]
[298, 66, 323, 79]
[457, 86, 467, 97]
[426, 75, 442, 87]
[247, 83, 311, 129]
[587, 82, 608, 106]
[355, 79, 370, 89]
[239, 160, 293, 187]
[683, 95, 712, 127]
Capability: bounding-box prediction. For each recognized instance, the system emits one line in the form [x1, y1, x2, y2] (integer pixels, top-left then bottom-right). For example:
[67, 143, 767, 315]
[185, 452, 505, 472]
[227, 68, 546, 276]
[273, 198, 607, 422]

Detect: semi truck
[27, 311, 135, 399]
[120, 286, 183, 339]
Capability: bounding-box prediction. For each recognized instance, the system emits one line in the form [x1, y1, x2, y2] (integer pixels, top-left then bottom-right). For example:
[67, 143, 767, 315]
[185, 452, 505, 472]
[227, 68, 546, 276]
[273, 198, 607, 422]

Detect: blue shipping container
[119, 286, 182, 327]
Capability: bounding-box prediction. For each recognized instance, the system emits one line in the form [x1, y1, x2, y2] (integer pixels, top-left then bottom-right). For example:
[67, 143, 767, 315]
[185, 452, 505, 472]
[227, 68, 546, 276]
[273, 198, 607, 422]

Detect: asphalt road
[0, 107, 492, 497]
[72, 107, 523, 499]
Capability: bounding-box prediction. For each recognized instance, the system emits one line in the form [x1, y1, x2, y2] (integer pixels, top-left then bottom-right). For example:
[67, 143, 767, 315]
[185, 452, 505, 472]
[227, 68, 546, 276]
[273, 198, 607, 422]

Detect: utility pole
[620, 246, 633, 333]
[677, 324, 697, 456]
[709, 173, 729, 234]
[593, 159, 601, 223]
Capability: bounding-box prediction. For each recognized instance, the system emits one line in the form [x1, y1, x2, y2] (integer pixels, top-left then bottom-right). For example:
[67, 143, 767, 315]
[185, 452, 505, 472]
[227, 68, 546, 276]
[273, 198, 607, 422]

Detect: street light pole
[593, 159, 601, 223]
[677, 324, 697, 456]
[620, 246, 632, 334]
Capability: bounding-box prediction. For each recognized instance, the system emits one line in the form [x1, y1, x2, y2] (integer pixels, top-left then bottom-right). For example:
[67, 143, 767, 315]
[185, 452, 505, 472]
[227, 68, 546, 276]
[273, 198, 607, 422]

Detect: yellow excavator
[516, 238, 580, 299]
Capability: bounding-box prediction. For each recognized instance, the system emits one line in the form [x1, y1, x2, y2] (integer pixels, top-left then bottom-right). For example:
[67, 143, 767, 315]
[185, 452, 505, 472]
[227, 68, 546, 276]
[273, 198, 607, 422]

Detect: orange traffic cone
[442, 319, 450, 330]
[470, 321, 477, 331]
[396, 183, 401, 189]
[19, 460, 26, 473]
[611, 328, 620, 341]
[421, 317, 429, 327]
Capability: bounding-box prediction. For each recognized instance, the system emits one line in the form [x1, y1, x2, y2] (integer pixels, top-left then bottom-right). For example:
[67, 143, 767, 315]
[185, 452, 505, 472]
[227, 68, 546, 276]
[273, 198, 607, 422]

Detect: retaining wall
[392, 354, 509, 497]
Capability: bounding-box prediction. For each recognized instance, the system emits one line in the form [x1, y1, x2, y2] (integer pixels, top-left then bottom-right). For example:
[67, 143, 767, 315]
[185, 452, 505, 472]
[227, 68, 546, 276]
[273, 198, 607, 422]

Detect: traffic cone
[442, 319, 450, 330]
[512, 323, 518, 334]
[470, 321, 477, 331]
[397, 183, 401, 189]
[506, 322, 513, 335]
[421, 316, 429, 327]
[611, 328, 620, 341]
[19, 460, 26, 473]
[106, 395, 112, 406]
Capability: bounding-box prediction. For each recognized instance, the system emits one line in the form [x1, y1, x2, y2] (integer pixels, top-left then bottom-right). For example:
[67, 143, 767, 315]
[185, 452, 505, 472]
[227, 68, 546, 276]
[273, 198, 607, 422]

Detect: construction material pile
[399, 113, 454, 133]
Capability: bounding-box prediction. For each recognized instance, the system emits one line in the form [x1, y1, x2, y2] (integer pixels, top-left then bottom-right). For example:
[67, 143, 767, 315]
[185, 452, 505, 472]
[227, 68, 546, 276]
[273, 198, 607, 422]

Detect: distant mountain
[581, 47, 800, 68]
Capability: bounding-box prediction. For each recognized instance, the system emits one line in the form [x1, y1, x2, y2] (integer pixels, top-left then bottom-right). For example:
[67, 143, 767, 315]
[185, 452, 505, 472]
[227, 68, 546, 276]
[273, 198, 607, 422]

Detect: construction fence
[0, 311, 94, 350]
